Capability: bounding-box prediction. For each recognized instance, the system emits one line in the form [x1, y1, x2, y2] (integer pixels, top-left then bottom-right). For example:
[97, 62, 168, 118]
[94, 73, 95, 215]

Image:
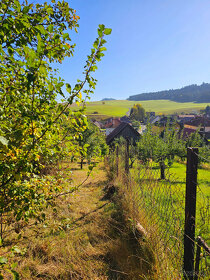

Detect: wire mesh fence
[108, 144, 210, 279]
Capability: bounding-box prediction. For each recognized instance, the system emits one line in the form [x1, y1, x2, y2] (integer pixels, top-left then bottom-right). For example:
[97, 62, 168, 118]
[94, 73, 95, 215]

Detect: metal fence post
[183, 147, 198, 280]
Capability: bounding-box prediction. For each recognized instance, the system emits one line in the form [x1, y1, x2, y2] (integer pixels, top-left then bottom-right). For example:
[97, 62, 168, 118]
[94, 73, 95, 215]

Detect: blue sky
[50, 0, 210, 101]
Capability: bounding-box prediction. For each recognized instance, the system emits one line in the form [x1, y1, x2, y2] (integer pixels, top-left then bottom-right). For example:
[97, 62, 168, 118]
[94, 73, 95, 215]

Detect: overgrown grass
[0, 160, 156, 279]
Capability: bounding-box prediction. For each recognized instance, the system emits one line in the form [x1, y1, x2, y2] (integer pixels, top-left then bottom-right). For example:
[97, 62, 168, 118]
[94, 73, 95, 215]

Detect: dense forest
[127, 83, 210, 103]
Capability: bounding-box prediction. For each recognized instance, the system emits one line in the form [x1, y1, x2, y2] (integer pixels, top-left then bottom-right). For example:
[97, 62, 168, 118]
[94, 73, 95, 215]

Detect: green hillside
[77, 100, 210, 118]
[128, 83, 210, 103]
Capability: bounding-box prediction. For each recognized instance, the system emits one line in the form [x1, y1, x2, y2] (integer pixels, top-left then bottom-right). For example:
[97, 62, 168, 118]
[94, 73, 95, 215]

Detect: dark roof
[181, 127, 196, 139]
[120, 115, 131, 123]
[154, 116, 179, 126]
[185, 116, 210, 127]
[106, 122, 140, 145]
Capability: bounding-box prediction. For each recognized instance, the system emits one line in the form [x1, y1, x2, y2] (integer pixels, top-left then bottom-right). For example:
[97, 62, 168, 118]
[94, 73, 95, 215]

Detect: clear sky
[52, 0, 210, 101]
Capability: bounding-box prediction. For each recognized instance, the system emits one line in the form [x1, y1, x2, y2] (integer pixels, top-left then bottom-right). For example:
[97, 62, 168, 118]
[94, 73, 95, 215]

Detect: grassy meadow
[77, 99, 210, 118]
[166, 162, 209, 240]
[125, 159, 210, 278]
[132, 160, 209, 241]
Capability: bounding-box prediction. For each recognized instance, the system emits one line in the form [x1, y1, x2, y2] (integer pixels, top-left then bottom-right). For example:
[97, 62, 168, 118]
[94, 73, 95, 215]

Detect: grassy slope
[81, 100, 210, 117]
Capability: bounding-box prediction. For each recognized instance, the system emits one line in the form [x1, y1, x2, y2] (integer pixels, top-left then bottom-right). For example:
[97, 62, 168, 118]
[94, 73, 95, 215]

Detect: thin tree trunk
[80, 158, 84, 169]
[160, 161, 165, 180]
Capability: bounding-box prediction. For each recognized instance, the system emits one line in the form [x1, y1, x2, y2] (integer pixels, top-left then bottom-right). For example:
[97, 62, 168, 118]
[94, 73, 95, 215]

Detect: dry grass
[1, 160, 156, 280]
[111, 157, 183, 280]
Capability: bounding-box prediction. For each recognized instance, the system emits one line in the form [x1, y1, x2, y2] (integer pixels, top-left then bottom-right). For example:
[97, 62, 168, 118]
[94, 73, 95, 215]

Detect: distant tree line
[127, 83, 210, 103]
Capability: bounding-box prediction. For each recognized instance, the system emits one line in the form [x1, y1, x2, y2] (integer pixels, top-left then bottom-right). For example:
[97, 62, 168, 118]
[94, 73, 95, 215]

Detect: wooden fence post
[183, 147, 198, 280]
[125, 138, 129, 174]
[194, 236, 210, 280]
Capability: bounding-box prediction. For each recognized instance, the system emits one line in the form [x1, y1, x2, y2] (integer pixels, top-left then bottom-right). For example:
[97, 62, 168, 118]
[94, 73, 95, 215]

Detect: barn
[106, 122, 140, 145]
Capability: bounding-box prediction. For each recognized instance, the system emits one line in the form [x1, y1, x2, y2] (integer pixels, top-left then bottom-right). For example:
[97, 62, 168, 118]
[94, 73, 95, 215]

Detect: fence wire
[109, 146, 210, 279]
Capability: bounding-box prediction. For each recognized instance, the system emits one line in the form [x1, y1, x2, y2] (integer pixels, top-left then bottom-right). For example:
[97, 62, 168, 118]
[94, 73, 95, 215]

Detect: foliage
[136, 120, 208, 179]
[204, 105, 210, 115]
[198, 145, 210, 164]
[130, 103, 145, 122]
[74, 120, 108, 169]
[137, 122, 184, 179]
[0, 249, 19, 280]
[0, 0, 111, 240]
[185, 128, 204, 148]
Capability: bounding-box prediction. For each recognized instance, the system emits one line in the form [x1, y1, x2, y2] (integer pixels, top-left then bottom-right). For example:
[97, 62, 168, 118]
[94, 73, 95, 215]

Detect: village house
[104, 117, 122, 136]
[106, 122, 140, 146]
[151, 116, 181, 134]
[182, 115, 210, 141]
[177, 114, 195, 124]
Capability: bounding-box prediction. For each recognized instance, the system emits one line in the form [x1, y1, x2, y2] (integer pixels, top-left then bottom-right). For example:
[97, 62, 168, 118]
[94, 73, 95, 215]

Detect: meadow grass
[75, 99, 210, 117]
[134, 161, 209, 240]
[124, 158, 210, 279]
[167, 162, 210, 241]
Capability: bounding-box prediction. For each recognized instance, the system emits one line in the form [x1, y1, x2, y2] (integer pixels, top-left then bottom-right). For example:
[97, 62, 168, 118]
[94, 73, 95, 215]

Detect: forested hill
[127, 83, 210, 103]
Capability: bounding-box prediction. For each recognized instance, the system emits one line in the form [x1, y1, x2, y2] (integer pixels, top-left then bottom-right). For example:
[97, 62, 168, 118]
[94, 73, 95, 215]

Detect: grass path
[10, 161, 154, 280]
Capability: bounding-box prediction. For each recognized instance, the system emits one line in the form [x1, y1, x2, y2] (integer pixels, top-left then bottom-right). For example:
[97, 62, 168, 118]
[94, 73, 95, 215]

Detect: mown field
[74, 99, 210, 118]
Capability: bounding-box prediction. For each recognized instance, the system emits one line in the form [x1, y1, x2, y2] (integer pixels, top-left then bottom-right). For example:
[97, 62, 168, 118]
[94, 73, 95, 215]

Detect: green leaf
[99, 47, 107, 52]
[98, 24, 105, 31]
[22, 6, 30, 14]
[0, 136, 8, 146]
[0, 256, 8, 264]
[93, 39, 99, 49]
[66, 83, 71, 93]
[48, 25, 53, 32]
[104, 28, 112, 35]
[36, 25, 46, 35]
[63, 33, 69, 40]
[97, 30, 103, 37]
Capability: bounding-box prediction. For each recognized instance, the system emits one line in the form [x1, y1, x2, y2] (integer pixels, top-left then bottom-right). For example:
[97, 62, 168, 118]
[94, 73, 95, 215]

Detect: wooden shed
[106, 122, 140, 145]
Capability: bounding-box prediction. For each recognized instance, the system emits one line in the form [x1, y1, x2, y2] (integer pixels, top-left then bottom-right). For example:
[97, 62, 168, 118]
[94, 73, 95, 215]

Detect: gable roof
[106, 122, 140, 145]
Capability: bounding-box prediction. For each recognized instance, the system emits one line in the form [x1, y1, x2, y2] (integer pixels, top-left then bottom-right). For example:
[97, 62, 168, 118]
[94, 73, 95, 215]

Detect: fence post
[125, 138, 129, 174]
[183, 147, 198, 280]
[116, 145, 119, 177]
[194, 237, 202, 280]
[194, 236, 210, 280]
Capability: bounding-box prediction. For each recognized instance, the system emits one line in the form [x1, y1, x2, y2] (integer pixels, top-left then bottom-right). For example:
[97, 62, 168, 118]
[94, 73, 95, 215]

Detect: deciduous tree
[0, 0, 111, 241]
[130, 104, 145, 122]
